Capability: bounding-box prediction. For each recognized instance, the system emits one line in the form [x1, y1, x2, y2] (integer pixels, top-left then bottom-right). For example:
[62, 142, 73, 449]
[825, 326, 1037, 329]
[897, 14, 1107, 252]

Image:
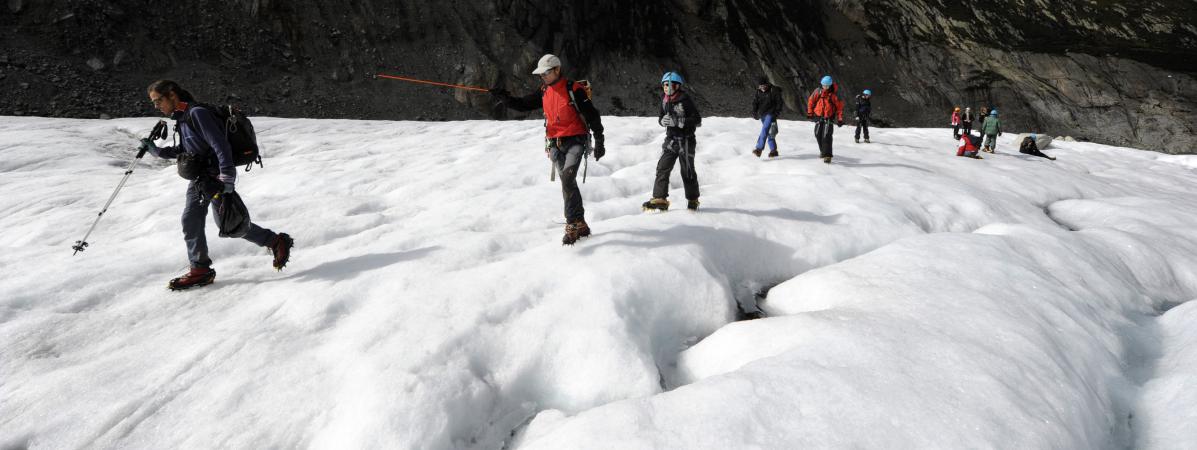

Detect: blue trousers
[755, 115, 778, 151]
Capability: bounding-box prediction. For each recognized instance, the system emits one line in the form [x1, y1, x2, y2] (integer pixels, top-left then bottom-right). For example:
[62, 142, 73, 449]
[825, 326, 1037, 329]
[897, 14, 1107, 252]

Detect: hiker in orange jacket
[806, 75, 845, 164]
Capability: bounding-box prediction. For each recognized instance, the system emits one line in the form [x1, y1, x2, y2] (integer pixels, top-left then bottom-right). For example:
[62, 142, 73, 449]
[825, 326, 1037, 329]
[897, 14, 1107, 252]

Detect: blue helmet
[661, 71, 685, 85]
[990, 109, 998, 116]
[862, 89, 872, 96]
[820, 75, 833, 86]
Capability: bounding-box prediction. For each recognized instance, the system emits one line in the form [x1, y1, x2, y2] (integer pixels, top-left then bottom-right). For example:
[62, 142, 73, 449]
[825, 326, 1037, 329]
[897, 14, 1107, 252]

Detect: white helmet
[532, 54, 561, 75]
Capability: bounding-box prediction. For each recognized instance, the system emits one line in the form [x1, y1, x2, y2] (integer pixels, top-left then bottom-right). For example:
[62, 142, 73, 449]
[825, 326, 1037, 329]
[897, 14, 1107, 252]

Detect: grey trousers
[549, 137, 587, 222]
[182, 180, 275, 268]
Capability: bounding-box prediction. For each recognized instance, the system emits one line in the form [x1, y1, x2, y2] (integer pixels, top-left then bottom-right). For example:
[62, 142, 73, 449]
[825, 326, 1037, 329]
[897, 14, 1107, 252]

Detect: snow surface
[1, 115, 1196, 449]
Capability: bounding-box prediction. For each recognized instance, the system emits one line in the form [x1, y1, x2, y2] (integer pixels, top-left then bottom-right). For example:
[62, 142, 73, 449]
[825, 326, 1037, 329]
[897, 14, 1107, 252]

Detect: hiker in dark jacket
[854, 89, 872, 143]
[961, 107, 974, 136]
[751, 77, 783, 157]
[643, 72, 702, 212]
[1019, 134, 1056, 160]
[139, 80, 293, 291]
[490, 54, 606, 245]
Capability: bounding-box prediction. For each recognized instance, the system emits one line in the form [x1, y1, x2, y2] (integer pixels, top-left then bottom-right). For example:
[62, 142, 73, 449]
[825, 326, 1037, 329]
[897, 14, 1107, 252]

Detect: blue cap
[661, 71, 685, 85]
[862, 89, 872, 96]
[820, 75, 833, 86]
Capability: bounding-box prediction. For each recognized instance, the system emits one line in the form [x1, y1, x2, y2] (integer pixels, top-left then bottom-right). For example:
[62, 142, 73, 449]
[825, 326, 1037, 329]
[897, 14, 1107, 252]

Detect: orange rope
[375, 73, 489, 92]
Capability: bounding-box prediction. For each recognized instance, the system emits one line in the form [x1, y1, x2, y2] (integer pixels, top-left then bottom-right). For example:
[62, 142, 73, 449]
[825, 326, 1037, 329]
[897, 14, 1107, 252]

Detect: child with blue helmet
[855, 89, 872, 143]
[645, 71, 703, 211]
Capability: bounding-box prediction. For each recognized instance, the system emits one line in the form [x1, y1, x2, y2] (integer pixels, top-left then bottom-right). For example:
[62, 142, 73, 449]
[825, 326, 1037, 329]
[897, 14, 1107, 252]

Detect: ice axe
[72, 120, 168, 255]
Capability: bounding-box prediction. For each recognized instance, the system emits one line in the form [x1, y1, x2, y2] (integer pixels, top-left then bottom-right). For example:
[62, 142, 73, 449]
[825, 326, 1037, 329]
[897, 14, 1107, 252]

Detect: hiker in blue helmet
[854, 89, 873, 143]
[807, 74, 844, 164]
[645, 71, 703, 211]
[751, 76, 783, 158]
[981, 107, 1002, 153]
[661, 72, 684, 95]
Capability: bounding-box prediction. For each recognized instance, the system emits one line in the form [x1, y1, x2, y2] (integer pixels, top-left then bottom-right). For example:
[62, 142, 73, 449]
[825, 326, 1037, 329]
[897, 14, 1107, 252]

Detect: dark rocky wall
[1, 0, 1193, 153]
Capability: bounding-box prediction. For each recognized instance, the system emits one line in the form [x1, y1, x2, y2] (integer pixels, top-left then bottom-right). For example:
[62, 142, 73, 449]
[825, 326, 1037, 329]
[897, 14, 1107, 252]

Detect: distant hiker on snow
[643, 72, 702, 212]
[957, 133, 983, 159]
[854, 89, 872, 144]
[951, 107, 961, 139]
[1019, 134, 1056, 160]
[806, 75, 845, 164]
[489, 54, 606, 245]
[978, 106, 991, 138]
[139, 80, 293, 290]
[751, 77, 783, 158]
[961, 107, 974, 136]
[981, 109, 1002, 153]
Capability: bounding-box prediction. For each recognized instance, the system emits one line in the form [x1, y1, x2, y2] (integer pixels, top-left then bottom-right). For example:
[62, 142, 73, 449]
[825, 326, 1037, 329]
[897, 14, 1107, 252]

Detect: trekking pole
[72, 120, 168, 255]
[375, 73, 490, 92]
[582, 148, 589, 184]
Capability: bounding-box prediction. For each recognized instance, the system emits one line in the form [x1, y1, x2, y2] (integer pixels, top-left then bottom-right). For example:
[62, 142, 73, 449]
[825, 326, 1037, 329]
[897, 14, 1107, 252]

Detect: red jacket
[500, 78, 603, 139]
[806, 84, 844, 121]
[951, 111, 960, 126]
[541, 79, 589, 138]
[957, 134, 980, 156]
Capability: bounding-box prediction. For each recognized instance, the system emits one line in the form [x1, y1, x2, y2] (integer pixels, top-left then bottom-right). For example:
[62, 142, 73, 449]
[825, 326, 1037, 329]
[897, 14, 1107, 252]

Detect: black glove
[593, 135, 606, 161]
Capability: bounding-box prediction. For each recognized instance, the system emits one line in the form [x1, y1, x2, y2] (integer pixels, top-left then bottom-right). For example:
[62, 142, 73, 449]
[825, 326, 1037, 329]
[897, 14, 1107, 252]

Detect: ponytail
[147, 79, 196, 103]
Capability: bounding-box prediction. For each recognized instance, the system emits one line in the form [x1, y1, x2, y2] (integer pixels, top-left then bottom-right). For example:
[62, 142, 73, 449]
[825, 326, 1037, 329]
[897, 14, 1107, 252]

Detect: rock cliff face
[1, 0, 1193, 152]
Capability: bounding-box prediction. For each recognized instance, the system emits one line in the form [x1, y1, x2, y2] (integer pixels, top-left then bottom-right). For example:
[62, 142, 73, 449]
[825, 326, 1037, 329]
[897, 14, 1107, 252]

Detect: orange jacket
[807, 84, 844, 121]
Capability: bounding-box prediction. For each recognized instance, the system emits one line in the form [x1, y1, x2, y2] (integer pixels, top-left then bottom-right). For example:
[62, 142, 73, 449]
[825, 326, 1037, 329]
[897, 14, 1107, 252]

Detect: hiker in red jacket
[957, 133, 983, 159]
[490, 54, 606, 245]
[951, 107, 961, 139]
[806, 75, 845, 164]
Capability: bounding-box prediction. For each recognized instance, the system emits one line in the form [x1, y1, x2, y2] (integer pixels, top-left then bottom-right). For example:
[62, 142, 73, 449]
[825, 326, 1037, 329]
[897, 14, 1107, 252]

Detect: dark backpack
[186, 103, 263, 171]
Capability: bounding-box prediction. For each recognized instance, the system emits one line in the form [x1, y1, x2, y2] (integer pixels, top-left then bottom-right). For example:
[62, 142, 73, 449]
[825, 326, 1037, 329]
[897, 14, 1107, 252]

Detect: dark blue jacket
[150, 104, 237, 185]
[854, 95, 872, 119]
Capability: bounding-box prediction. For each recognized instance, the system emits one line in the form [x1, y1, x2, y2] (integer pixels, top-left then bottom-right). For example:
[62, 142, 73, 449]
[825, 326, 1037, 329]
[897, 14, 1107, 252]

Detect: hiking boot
[270, 233, 294, 270]
[168, 267, 216, 291]
[642, 198, 670, 212]
[864, 139, 870, 143]
[767, 149, 779, 158]
[751, 148, 763, 157]
[854, 138, 859, 143]
[562, 219, 590, 246]
[687, 199, 700, 211]
[823, 156, 832, 164]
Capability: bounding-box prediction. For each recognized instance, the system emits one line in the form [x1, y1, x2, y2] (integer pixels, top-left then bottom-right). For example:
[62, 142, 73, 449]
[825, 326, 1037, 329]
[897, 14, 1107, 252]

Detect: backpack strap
[565, 80, 591, 135]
